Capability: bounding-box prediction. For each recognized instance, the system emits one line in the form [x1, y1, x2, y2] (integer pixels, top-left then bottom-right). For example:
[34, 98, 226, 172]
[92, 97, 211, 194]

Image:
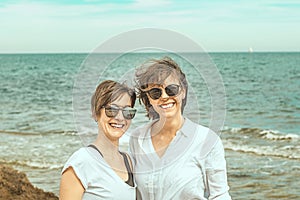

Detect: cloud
[0, 0, 299, 52]
[0, 2, 118, 19]
[132, 0, 171, 8]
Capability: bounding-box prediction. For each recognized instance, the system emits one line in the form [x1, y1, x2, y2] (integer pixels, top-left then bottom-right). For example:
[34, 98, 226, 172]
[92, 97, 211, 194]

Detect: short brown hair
[91, 80, 136, 119]
[135, 56, 188, 119]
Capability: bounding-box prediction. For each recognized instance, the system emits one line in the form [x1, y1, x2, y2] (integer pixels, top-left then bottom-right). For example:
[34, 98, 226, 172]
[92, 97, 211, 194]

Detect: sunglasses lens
[105, 107, 119, 118]
[148, 88, 162, 100]
[146, 85, 180, 100]
[122, 107, 137, 120]
[165, 84, 180, 96]
[104, 106, 136, 120]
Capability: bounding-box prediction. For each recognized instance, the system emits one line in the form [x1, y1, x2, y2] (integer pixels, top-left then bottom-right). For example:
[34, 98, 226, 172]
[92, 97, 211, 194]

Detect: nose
[114, 110, 124, 120]
[160, 88, 169, 99]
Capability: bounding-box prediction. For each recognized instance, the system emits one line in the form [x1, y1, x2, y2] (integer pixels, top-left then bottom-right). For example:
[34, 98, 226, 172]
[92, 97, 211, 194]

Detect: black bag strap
[88, 144, 134, 187]
[120, 152, 134, 187]
[88, 144, 103, 157]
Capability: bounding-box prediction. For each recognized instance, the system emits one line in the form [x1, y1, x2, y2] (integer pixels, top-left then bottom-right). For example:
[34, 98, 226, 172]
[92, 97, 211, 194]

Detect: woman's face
[97, 93, 133, 142]
[147, 75, 185, 119]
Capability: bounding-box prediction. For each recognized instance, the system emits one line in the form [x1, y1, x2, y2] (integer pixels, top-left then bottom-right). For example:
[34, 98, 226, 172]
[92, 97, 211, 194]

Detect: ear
[181, 88, 186, 100]
[91, 109, 98, 122]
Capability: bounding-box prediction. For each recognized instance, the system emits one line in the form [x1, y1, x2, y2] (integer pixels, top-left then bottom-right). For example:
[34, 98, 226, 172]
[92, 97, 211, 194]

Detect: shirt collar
[177, 118, 198, 137]
[139, 117, 197, 138]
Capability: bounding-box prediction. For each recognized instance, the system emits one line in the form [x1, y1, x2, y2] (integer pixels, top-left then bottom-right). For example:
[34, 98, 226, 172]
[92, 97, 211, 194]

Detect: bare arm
[59, 167, 85, 200]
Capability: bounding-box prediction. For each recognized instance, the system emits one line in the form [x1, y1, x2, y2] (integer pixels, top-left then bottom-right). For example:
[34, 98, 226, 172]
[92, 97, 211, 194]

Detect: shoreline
[1, 149, 300, 199]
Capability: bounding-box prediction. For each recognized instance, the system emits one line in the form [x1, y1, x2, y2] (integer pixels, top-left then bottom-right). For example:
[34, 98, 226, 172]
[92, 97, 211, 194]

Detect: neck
[153, 114, 184, 137]
[93, 130, 120, 157]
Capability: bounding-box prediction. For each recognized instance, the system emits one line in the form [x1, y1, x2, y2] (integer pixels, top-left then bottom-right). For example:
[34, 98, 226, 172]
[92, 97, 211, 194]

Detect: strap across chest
[88, 144, 134, 187]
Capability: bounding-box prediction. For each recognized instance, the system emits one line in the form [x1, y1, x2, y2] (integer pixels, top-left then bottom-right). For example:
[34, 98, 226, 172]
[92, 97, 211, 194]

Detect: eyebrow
[110, 104, 132, 109]
[148, 83, 180, 89]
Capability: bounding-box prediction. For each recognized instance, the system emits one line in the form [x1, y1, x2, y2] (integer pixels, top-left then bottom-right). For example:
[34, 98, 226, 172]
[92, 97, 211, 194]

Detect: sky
[0, 0, 299, 53]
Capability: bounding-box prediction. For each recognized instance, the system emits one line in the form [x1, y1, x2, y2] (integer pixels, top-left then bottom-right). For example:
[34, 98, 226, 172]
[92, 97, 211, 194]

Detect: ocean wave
[0, 159, 62, 170]
[222, 126, 300, 159]
[223, 127, 299, 141]
[0, 130, 40, 135]
[0, 129, 77, 136]
[223, 140, 300, 160]
[260, 130, 299, 140]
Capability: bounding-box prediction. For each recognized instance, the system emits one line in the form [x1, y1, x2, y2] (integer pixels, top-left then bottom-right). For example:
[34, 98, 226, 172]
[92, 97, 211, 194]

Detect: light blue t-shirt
[62, 147, 136, 200]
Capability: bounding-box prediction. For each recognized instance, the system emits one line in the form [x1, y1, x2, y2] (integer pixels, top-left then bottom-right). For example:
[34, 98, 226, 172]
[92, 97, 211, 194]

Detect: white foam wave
[260, 130, 299, 140]
[0, 159, 62, 170]
[223, 140, 300, 160]
[223, 127, 299, 141]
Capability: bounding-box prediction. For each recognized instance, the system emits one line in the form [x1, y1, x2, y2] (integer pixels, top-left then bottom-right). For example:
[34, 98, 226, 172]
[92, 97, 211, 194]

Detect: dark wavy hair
[135, 56, 188, 119]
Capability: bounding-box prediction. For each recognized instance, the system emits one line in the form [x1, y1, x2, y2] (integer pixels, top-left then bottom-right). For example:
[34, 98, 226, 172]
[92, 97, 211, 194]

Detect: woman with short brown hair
[60, 80, 137, 200]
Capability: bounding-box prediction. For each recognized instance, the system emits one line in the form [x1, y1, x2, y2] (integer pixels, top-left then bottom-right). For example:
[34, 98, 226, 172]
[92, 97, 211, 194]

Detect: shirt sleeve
[128, 132, 137, 166]
[61, 148, 89, 189]
[205, 138, 232, 200]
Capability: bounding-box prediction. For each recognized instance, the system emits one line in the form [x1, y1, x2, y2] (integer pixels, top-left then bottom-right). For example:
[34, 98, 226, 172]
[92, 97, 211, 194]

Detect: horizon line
[0, 50, 299, 54]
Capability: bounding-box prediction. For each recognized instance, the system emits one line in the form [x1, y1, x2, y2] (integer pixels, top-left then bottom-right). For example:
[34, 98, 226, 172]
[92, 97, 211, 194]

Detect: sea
[0, 52, 299, 199]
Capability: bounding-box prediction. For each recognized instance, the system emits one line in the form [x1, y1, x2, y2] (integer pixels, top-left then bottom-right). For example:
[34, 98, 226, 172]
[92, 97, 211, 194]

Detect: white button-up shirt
[129, 118, 231, 200]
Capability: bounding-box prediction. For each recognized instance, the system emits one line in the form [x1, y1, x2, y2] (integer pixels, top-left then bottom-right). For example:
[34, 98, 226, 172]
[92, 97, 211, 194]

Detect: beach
[0, 52, 299, 199]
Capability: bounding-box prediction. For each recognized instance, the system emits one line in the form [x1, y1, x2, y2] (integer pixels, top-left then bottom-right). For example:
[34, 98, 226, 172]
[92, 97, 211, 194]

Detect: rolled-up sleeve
[205, 139, 232, 200]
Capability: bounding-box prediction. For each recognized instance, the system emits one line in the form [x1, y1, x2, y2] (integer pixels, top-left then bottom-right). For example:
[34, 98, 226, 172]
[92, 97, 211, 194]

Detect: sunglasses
[144, 84, 180, 100]
[102, 105, 137, 120]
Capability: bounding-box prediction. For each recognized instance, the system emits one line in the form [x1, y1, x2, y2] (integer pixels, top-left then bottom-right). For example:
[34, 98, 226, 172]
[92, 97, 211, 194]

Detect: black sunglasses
[102, 105, 137, 120]
[144, 84, 180, 100]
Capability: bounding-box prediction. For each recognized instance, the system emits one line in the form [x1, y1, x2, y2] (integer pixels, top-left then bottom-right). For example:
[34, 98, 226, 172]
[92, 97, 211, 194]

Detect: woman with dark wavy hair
[130, 57, 231, 200]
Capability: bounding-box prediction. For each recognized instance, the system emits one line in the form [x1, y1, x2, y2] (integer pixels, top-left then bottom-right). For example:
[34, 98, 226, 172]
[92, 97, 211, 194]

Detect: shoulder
[199, 129, 224, 161]
[62, 147, 94, 173]
[183, 118, 213, 141]
[68, 147, 91, 161]
[121, 152, 134, 171]
[186, 118, 221, 142]
[61, 147, 94, 189]
[185, 118, 223, 158]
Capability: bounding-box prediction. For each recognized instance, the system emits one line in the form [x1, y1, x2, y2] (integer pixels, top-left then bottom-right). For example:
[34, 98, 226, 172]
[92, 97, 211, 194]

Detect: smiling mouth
[109, 123, 125, 129]
[160, 103, 175, 109]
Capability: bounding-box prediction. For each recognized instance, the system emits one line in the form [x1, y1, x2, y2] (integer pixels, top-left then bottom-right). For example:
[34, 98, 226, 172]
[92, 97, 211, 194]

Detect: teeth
[160, 103, 174, 109]
[110, 123, 124, 128]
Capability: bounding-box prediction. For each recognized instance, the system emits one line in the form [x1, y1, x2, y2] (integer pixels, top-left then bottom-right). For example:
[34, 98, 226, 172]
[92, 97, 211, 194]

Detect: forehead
[148, 74, 180, 88]
[109, 92, 131, 106]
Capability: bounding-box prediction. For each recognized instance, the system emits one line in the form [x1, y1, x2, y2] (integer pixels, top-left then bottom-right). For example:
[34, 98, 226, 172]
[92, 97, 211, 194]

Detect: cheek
[150, 101, 160, 110]
[178, 90, 186, 103]
[180, 94, 185, 103]
[148, 98, 156, 107]
[126, 120, 131, 127]
[97, 113, 110, 127]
